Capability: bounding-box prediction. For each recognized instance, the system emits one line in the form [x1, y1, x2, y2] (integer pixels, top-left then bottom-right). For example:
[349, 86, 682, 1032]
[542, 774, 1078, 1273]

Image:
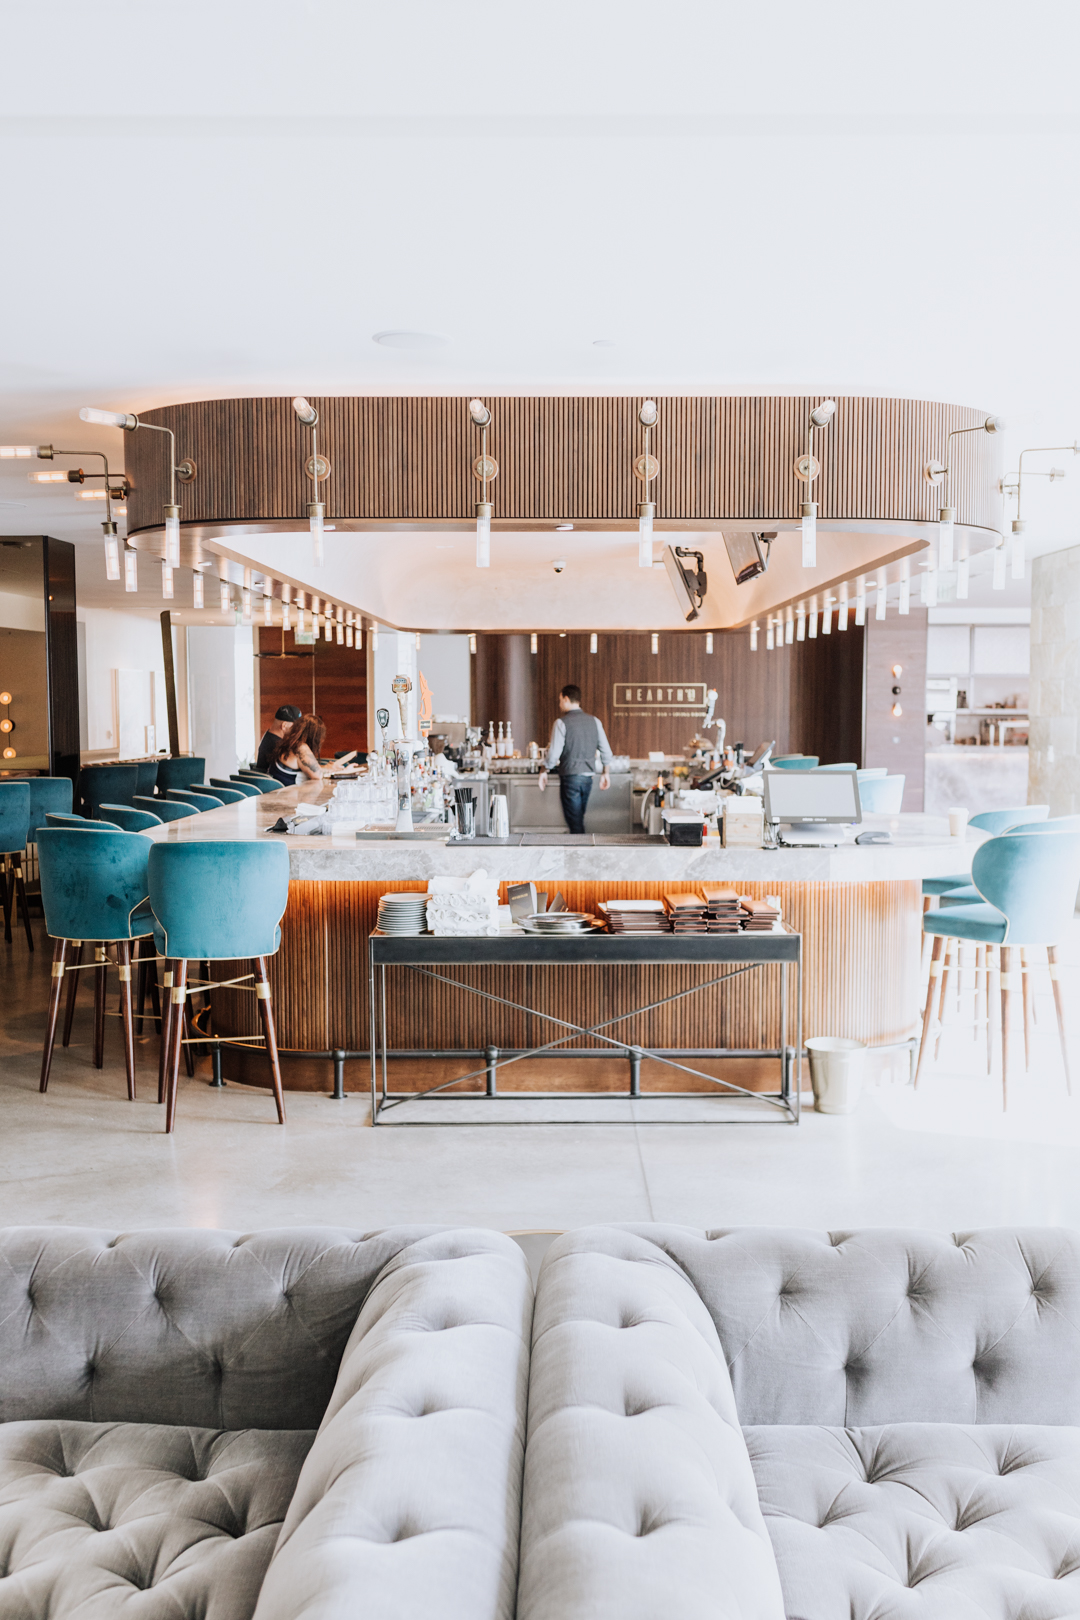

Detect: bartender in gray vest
[537, 684, 613, 835]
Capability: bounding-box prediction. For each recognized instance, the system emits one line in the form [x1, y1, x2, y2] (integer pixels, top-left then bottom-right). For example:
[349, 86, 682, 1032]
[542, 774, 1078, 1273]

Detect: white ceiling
[2, 0, 1078, 621]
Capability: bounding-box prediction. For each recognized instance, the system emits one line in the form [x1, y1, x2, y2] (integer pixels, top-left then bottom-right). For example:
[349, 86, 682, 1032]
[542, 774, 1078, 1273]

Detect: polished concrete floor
[4, 927, 1080, 1234]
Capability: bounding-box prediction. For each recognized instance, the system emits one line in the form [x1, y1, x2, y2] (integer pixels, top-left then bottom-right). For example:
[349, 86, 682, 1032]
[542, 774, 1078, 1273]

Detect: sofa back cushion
[0, 1226, 479, 1430]
[593, 1227, 1080, 1426]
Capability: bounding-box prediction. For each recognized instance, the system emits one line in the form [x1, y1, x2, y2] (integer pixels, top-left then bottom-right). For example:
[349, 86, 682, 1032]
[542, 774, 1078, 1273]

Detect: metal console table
[367, 930, 802, 1125]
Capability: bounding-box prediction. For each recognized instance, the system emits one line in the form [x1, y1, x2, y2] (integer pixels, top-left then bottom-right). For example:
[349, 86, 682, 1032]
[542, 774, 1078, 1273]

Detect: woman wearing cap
[256, 704, 303, 774]
[270, 713, 326, 786]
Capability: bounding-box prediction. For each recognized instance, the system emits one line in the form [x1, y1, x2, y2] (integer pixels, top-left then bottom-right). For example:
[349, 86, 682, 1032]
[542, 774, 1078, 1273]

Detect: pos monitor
[762, 769, 861, 845]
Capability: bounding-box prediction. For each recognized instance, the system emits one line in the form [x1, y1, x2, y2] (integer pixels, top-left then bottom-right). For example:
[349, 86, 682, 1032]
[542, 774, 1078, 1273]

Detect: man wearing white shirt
[538, 684, 613, 835]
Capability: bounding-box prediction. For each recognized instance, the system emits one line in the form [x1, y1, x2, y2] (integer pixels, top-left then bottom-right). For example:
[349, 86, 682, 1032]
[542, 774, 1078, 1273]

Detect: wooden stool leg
[164, 960, 188, 1133]
[135, 938, 149, 1036]
[118, 940, 136, 1100]
[182, 1000, 196, 1078]
[1001, 945, 1017, 1109]
[254, 956, 286, 1124]
[62, 942, 83, 1046]
[12, 855, 33, 950]
[915, 935, 944, 1087]
[157, 964, 174, 1105]
[39, 938, 68, 1092]
[1048, 945, 1072, 1096]
[1, 856, 11, 944]
[986, 944, 998, 1076]
[1021, 947, 1034, 1073]
[93, 948, 108, 1069]
[974, 943, 986, 1044]
[934, 938, 954, 1058]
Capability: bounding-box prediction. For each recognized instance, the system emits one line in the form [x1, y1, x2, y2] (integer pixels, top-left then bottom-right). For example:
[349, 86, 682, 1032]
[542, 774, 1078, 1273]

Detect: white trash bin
[806, 1036, 867, 1114]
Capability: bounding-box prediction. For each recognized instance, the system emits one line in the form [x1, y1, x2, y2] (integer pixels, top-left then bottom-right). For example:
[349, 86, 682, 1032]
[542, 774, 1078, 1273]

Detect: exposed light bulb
[476, 505, 491, 567]
[263, 591, 273, 626]
[192, 570, 204, 609]
[705, 631, 713, 654]
[102, 525, 120, 582]
[80, 407, 136, 429]
[296, 606, 306, 634]
[123, 548, 138, 592]
[993, 543, 1007, 590]
[345, 624, 353, 647]
[415, 631, 422, 652]
[164, 506, 180, 568]
[892, 702, 903, 718]
[821, 598, 832, 635]
[801, 501, 817, 568]
[1011, 529, 1025, 580]
[337, 621, 344, 644]
[808, 599, 819, 639]
[530, 632, 538, 654]
[766, 622, 775, 651]
[355, 623, 362, 650]
[0, 445, 35, 458]
[898, 569, 910, 615]
[161, 559, 174, 600]
[241, 587, 252, 623]
[29, 469, 72, 483]
[281, 600, 291, 631]
[638, 504, 654, 568]
[956, 556, 970, 599]
[219, 579, 230, 614]
[785, 609, 794, 645]
[938, 507, 955, 571]
[837, 593, 849, 632]
[750, 621, 759, 651]
[324, 613, 333, 641]
[467, 632, 475, 655]
[855, 583, 866, 626]
[796, 606, 805, 642]
[309, 504, 324, 565]
[875, 570, 887, 620]
[651, 632, 659, 655]
[590, 632, 598, 653]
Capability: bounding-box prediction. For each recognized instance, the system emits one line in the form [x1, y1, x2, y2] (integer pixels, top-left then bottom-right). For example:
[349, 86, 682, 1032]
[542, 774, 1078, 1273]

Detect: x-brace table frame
[367, 931, 802, 1125]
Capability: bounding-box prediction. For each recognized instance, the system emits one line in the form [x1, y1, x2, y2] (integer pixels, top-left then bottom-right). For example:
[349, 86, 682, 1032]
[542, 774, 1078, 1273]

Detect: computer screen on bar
[762, 769, 861, 825]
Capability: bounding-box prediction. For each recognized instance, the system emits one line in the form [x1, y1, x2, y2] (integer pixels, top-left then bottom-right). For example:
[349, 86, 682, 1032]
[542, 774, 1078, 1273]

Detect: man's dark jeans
[559, 773, 593, 835]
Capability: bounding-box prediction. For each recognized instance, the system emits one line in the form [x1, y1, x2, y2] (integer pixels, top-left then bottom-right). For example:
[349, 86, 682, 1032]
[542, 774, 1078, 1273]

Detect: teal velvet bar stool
[134, 760, 159, 799]
[167, 789, 224, 811]
[101, 804, 163, 832]
[857, 775, 905, 814]
[79, 764, 139, 817]
[0, 782, 33, 949]
[916, 828, 1080, 1105]
[771, 755, 817, 769]
[219, 777, 260, 798]
[156, 757, 206, 796]
[922, 805, 1050, 904]
[134, 796, 196, 823]
[26, 777, 73, 839]
[148, 841, 289, 1132]
[236, 773, 278, 793]
[46, 813, 120, 830]
[36, 828, 157, 1098]
[193, 782, 246, 804]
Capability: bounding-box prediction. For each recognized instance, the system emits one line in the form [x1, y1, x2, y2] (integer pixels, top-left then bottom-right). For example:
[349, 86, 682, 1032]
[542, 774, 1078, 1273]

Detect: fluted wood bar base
[210, 877, 921, 1094]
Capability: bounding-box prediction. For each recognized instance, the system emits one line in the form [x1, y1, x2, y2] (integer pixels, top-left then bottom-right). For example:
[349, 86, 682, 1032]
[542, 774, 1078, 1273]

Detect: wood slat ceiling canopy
[125, 394, 1002, 533]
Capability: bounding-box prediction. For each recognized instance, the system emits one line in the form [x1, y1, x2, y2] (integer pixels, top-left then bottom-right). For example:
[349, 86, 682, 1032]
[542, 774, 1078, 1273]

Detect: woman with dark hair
[270, 713, 327, 785]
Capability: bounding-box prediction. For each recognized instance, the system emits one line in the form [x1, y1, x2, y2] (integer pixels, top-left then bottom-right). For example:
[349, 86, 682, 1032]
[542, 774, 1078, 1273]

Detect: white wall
[417, 634, 471, 723]
[1031, 545, 1080, 816]
[187, 624, 258, 781]
[78, 607, 169, 756]
[371, 625, 418, 740]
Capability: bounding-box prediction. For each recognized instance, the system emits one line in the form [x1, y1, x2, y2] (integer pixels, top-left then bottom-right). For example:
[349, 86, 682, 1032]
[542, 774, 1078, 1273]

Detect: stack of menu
[740, 896, 782, 932]
[698, 885, 742, 933]
[664, 892, 710, 934]
[600, 900, 672, 933]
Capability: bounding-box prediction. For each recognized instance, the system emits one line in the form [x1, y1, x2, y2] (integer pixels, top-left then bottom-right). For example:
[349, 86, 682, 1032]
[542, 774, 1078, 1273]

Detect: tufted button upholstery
[0, 1225, 482, 1431]
[746, 1423, 1080, 1619]
[0, 1419, 313, 1617]
[540, 1225, 1080, 1427]
[252, 1229, 533, 1620]
[517, 1239, 786, 1620]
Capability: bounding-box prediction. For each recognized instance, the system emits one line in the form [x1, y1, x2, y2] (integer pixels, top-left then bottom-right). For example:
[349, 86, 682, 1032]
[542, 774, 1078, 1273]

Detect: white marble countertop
[146, 783, 983, 884]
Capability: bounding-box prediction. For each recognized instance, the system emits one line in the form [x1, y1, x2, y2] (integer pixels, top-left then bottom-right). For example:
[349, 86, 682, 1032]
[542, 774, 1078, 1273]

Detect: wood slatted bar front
[209, 877, 919, 1094]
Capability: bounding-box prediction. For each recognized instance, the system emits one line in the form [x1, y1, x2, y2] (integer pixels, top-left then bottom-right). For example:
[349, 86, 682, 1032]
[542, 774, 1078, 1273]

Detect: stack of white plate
[377, 893, 429, 934]
[521, 911, 594, 934]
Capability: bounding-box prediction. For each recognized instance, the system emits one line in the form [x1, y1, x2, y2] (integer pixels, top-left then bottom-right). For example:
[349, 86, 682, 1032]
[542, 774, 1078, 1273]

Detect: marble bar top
[145, 782, 984, 884]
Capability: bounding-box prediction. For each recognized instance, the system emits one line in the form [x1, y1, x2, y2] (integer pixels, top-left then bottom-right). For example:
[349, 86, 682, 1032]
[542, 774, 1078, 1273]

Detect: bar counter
[150, 784, 979, 1094]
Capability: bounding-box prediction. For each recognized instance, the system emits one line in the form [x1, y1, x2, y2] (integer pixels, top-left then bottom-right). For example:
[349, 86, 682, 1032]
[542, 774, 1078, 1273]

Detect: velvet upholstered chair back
[0, 1227, 478, 1431]
[549, 1226, 1080, 1427]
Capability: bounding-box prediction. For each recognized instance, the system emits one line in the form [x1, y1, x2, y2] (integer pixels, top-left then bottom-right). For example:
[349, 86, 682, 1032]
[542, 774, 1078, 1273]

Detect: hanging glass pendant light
[292, 397, 328, 566]
[749, 621, 759, 651]
[469, 399, 496, 567]
[937, 506, 955, 571]
[123, 546, 138, 592]
[192, 569, 204, 610]
[898, 562, 910, 615]
[102, 522, 120, 582]
[635, 399, 659, 567]
[161, 559, 174, 600]
[993, 542, 1007, 589]
[794, 400, 836, 569]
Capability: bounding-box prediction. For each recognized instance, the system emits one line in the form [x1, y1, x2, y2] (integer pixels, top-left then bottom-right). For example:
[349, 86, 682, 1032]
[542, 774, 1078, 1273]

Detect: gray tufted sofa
[519, 1225, 1080, 1620]
[0, 1225, 531, 1619]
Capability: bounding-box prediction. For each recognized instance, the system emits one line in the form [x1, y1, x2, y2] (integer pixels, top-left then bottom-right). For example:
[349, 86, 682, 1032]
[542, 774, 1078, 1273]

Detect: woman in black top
[270, 714, 327, 786]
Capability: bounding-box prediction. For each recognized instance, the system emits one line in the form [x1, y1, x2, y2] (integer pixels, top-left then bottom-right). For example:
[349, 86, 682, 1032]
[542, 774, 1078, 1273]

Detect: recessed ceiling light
[555, 523, 574, 532]
[372, 330, 448, 350]
[592, 339, 616, 348]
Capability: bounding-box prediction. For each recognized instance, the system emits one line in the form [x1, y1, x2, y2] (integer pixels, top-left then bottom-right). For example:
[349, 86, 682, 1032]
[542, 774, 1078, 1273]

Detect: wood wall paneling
[257, 627, 368, 756]
[124, 396, 1003, 536]
[472, 628, 866, 764]
[210, 877, 921, 1093]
